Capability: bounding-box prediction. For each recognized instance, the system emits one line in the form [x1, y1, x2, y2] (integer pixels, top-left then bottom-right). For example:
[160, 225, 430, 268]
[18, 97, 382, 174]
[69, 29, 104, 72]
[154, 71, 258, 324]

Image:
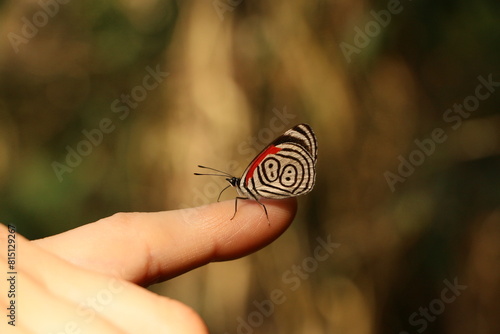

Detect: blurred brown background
[0, 0, 499, 333]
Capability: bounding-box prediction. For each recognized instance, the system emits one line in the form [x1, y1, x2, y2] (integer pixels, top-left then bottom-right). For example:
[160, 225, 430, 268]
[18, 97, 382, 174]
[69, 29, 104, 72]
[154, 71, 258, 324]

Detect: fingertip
[181, 197, 297, 227]
[180, 197, 297, 261]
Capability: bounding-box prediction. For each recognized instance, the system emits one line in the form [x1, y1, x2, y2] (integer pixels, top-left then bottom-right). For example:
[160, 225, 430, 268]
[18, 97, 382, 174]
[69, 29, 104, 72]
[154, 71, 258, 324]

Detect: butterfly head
[227, 177, 239, 187]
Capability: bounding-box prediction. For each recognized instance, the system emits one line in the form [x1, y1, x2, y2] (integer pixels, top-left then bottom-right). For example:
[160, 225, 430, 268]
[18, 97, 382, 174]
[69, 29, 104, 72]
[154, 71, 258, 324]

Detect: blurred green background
[1, 0, 499, 333]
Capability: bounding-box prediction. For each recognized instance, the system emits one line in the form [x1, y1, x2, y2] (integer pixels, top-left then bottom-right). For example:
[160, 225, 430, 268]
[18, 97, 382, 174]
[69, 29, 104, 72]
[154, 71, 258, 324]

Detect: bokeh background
[1, 0, 499, 333]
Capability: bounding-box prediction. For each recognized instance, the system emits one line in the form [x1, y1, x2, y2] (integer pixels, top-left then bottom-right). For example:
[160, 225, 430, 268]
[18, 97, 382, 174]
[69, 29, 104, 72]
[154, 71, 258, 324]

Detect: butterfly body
[195, 123, 317, 223]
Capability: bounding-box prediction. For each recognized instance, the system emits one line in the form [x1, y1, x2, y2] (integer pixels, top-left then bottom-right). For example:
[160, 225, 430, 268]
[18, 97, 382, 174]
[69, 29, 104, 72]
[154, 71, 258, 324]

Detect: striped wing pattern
[238, 124, 317, 199]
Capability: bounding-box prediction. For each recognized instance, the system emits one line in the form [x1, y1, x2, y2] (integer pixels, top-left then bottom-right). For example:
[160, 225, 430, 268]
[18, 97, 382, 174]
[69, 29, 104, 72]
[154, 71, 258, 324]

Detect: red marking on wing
[245, 145, 282, 185]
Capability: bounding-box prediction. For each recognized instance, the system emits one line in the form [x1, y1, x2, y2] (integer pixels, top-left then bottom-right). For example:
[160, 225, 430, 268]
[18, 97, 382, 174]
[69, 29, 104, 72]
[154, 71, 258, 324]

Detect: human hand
[0, 198, 296, 333]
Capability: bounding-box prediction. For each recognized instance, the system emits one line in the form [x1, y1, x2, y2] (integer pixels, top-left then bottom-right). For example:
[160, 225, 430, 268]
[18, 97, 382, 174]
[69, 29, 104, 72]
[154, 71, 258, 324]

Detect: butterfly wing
[239, 124, 317, 199]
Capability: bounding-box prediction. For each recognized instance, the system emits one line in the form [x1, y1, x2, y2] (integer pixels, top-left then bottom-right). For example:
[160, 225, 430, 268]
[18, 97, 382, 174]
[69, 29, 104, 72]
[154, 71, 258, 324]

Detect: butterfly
[195, 123, 317, 223]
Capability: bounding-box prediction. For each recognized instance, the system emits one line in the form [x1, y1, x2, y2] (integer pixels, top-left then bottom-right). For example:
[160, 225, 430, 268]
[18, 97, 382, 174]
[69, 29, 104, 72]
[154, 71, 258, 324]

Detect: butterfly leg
[231, 197, 270, 225]
[230, 197, 248, 220]
[255, 198, 270, 225]
[217, 184, 231, 202]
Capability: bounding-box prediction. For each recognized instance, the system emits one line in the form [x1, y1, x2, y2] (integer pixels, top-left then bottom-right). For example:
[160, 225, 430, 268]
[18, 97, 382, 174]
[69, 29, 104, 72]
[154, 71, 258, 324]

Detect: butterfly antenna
[194, 165, 233, 177]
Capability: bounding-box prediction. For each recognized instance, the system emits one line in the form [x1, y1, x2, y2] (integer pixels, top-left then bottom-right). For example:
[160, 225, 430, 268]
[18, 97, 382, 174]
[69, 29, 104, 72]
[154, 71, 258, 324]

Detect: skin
[0, 198, 296, 333]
